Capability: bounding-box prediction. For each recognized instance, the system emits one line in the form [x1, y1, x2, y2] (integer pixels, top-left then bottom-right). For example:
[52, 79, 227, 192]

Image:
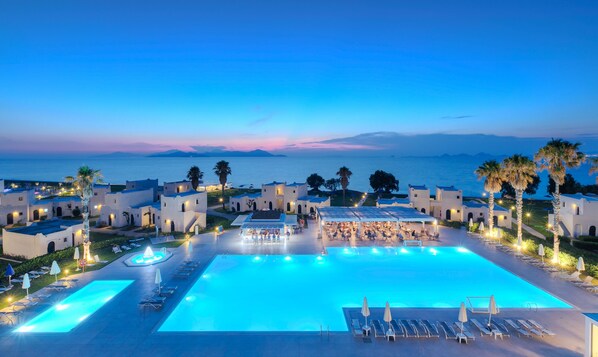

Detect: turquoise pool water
[159, 247, 570, 332]
[15, 280, 133, 333]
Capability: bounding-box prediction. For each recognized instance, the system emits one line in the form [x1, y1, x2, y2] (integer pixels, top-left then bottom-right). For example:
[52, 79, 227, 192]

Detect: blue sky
[1, 0, 597, 154]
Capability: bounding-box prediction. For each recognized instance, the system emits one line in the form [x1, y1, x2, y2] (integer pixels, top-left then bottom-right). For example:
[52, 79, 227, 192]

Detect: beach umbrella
[361, 296, 371, 328]
[5, 264, 14, 286]
[577, 257, 585, 272]
[74, 246, 80, 271]
[479, 221, 485, 233]
[538, 244, 545, 263]
[488, 295, 498, 327]
[383, 302, 392, 332]
[22, 273, 31, 299]
[155, 268, 162, 294]
[458, 302, 468, 334]
[50, 260, 61, 282]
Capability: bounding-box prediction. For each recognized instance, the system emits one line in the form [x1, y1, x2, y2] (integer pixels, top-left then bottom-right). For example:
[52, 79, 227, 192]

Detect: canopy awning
[241, 222, 285, 230]
[318, 206, 435, 223]
[231, 215, 250, 226]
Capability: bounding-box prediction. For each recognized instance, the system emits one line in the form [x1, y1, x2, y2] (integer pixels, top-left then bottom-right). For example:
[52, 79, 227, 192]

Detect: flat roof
[562, 193, 598, 202]
[437, 185, 460, 192]
[9, 219, 82, 236]
[251, 210, 283, 220]
[409, 184, 428, 190]
[231, 192, 262, 199]
[378, 198, 409, 205]
[263, 181, 285, 186]
[318, 206, 435, 223]
[297, 195, 328, 203]
[163, 191, 202, 198]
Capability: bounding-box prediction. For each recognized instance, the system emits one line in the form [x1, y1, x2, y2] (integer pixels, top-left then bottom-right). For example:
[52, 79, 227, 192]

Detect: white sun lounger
[527, 320, 556, 336]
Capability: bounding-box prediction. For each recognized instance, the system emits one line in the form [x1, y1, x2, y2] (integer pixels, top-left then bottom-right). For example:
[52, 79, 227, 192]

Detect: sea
[0, 156, 595, 198]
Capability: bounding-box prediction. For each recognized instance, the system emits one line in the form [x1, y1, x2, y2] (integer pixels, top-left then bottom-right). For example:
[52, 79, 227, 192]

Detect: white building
[376, 197, 411, 208]
[159, 191, 207, 233]
[408, 185, 431, 214]
[126, 179, 159, 200]
[163, 180, 193, 196]
[549, 193, 598, 238]
[2, 219, 83, 259]
[229, 181, 330, 214]
[90, 184, 111, 216]
[430, 186, 463, 222]
[99, 188, 154, 227]
[0, 183, 35, 226]
[463, 201, 512, 228]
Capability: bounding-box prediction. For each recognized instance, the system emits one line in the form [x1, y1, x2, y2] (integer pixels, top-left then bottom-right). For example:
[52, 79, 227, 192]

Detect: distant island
[147, 149, 285, 158]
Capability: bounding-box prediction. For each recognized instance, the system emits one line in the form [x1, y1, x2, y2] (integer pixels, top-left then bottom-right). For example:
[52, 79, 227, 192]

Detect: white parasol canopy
[50, 260, 61, 282]
[22, 273, 31, 299]
[361, 296, 371, 328]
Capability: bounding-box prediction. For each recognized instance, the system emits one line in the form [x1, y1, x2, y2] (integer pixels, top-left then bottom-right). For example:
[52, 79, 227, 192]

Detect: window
[18, 197, 23, 201]
[293, 190, 295, 193]
[64, 237, 67, 242]
[94, 193, 98, 196]
[414, 194, 418, 197]
[563, 202, 565, 207]
[457, 196, 460, 199]
[196, 199, 199, 204]
[164, 203, 166, 207]
[479, 213, 483, 216]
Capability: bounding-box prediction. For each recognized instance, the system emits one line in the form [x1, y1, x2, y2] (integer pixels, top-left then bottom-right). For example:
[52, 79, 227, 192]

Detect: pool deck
[0, 224, 595, 356]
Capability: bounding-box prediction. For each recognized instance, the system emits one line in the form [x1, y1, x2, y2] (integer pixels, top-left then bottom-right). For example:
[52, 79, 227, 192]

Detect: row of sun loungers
[353, 317, 556, 344]
[173, 260, 200, 280]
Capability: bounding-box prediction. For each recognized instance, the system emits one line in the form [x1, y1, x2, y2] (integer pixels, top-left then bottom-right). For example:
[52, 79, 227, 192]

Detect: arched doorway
[33, 210, 40, 221]
[590, 226, 597, 237]
[237, 202, 241, 212]
[6, 213, 13, 225]
[252, 202, 256, 210]
[131, 215, 135, 226]
[56, 206, 63, 217]
[181, 203, 185, 212]
[421, 208, 426, 214]
[269, 201, 273, 210]
[287, 202, 291, 212]
[47, 241, 55, 254]
[576, 207, 580, 215]
[298, 205, 302, 214]
[310, 207, 315, 214]
[446, 209, 452, 221]
[467, 212, 473, 222]
[170, 220, 175, 232]
[493, 216, 499, 226]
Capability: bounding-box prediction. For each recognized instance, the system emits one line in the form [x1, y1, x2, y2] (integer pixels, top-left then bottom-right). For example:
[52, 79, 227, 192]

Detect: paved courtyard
[0, 222, 595, 356]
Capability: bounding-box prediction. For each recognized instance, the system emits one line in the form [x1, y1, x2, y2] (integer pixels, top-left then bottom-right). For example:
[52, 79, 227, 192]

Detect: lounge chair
[173, 271, 191, 279]
[573, 276, 594, 288]
[453, 322, 476, 341]
[139, 296, 166, 310]
[517, 319, 543, 337]
[410, 319, 430, 337]
[0, 285, 13, 293]
[438, 321, 457, 340]
[11, 300, 38, 311]
[130, 242, 141, 248]
[470, 318, 493, 337]
[45, 284, 68, 291]
[399, 319, 418, 337]
[390, 319, 405, 337]
[121, 245, 131, 251]
[351, 319, 363, 337]
[0, 311, 21, 326]
[419, 320, 440, 338]
[492, 322, 511, 338]
[555, 271, 581, 281]
[504, 319, 531, 337]
[94, 255, 109, 264]
[372, 320, 386, 338]
[527, 320, 556, 336]
[112, 246, 123, 254]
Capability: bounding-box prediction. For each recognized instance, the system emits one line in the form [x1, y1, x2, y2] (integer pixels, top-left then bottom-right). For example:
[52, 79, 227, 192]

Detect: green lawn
[495, 198, 553, 238]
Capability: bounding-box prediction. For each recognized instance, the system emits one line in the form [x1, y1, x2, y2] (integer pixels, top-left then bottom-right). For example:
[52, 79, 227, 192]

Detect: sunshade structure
[50, 260, 61, 282]
[577, 257, 586, 272]
[317, 206, 435, 224]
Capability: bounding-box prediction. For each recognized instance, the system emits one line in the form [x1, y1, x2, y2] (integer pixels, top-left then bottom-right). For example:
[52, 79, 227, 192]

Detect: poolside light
[316, 256, 323, 261]
[457, 247, 469, 253]
[254, 256, 261, 262]
[498, 200, 503, 204]
[400, 248, 408, 254]
[284, 256, 292, 261]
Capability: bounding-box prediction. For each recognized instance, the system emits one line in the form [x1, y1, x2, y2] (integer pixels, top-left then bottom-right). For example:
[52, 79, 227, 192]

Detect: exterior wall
[90, 185, 110, 216]
[52, 197, 81, 218]
[463, 205, 512, 229]
[30, 202, 53, 221]
[284, 184, 309, 211]
[431, 187, 463, 221]
[100, 188, 154, 228]
[0, 189, 35, 225]
[261, 183, 286, 211]
[164, 181, 193, 196]
[230, 195, 260, 212]
[160, 191, 207, 233]
[408, 186, 430, 214]
[2, 223, 83, 259]
[551, 195, 598, 237]
[125, 179, 159, 200]
[296, 197, 330, 215]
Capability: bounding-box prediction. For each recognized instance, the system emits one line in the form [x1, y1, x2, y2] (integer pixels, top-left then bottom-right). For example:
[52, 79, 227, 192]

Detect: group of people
[241, 228, 290, 243]
[323, 221, 439, 242]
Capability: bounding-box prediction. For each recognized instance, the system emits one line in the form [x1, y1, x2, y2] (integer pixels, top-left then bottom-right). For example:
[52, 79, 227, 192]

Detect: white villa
[229, 181, 330, 214]
[100, 188, 154, 227]
[550, 193, 598, 238]
[163, 180, 193, 195]
[126, 178, 159, 201]
[0, 180, 35, 225]
[2, 219, 83, 259]
[159, 190, 207, 233]
[406, 184, 511, 228]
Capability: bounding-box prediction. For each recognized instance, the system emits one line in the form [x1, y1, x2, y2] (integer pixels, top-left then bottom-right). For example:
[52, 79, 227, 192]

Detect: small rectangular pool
[159, 247, 570, 332]
[16, 280, 134, 333]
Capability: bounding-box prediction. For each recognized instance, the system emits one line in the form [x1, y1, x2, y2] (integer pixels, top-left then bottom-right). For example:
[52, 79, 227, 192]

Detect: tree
[502, 155, 537, 248]
[324, 178, 340, 192]
[590, 157, 598, 175]
[306, 173, 325, 192]
[500, 175, 540, 197]
[369, 170, 399, 194]
[187, 166, 204, 191]
[213, 160, 232, 210]
[536, 139, 585, 263]
[475, 160, 504, 234]
[336, 166, 353, 206]
[65, 166, 102, 261]
[548, 174, 582, 195]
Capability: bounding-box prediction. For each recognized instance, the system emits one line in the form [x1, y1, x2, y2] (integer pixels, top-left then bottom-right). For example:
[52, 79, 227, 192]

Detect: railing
[527, 302, 538, 312]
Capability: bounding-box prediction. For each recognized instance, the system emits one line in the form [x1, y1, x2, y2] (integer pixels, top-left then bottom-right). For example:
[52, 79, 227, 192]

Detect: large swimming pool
[159, 247, 570, 332]
[16, 280, 134, 333]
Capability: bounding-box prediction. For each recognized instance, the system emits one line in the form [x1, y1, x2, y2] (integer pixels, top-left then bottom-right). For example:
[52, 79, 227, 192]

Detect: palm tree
[65, 166, 102, 261]
[475, 160, 504, 235]
[213, 160, 231, 210]
[590, 157, 598, 175]
[187, 165, 204, 191]
[535, 139, 585, 263]
[502, 155, 536, 248]
[336, 166, 353, 206]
